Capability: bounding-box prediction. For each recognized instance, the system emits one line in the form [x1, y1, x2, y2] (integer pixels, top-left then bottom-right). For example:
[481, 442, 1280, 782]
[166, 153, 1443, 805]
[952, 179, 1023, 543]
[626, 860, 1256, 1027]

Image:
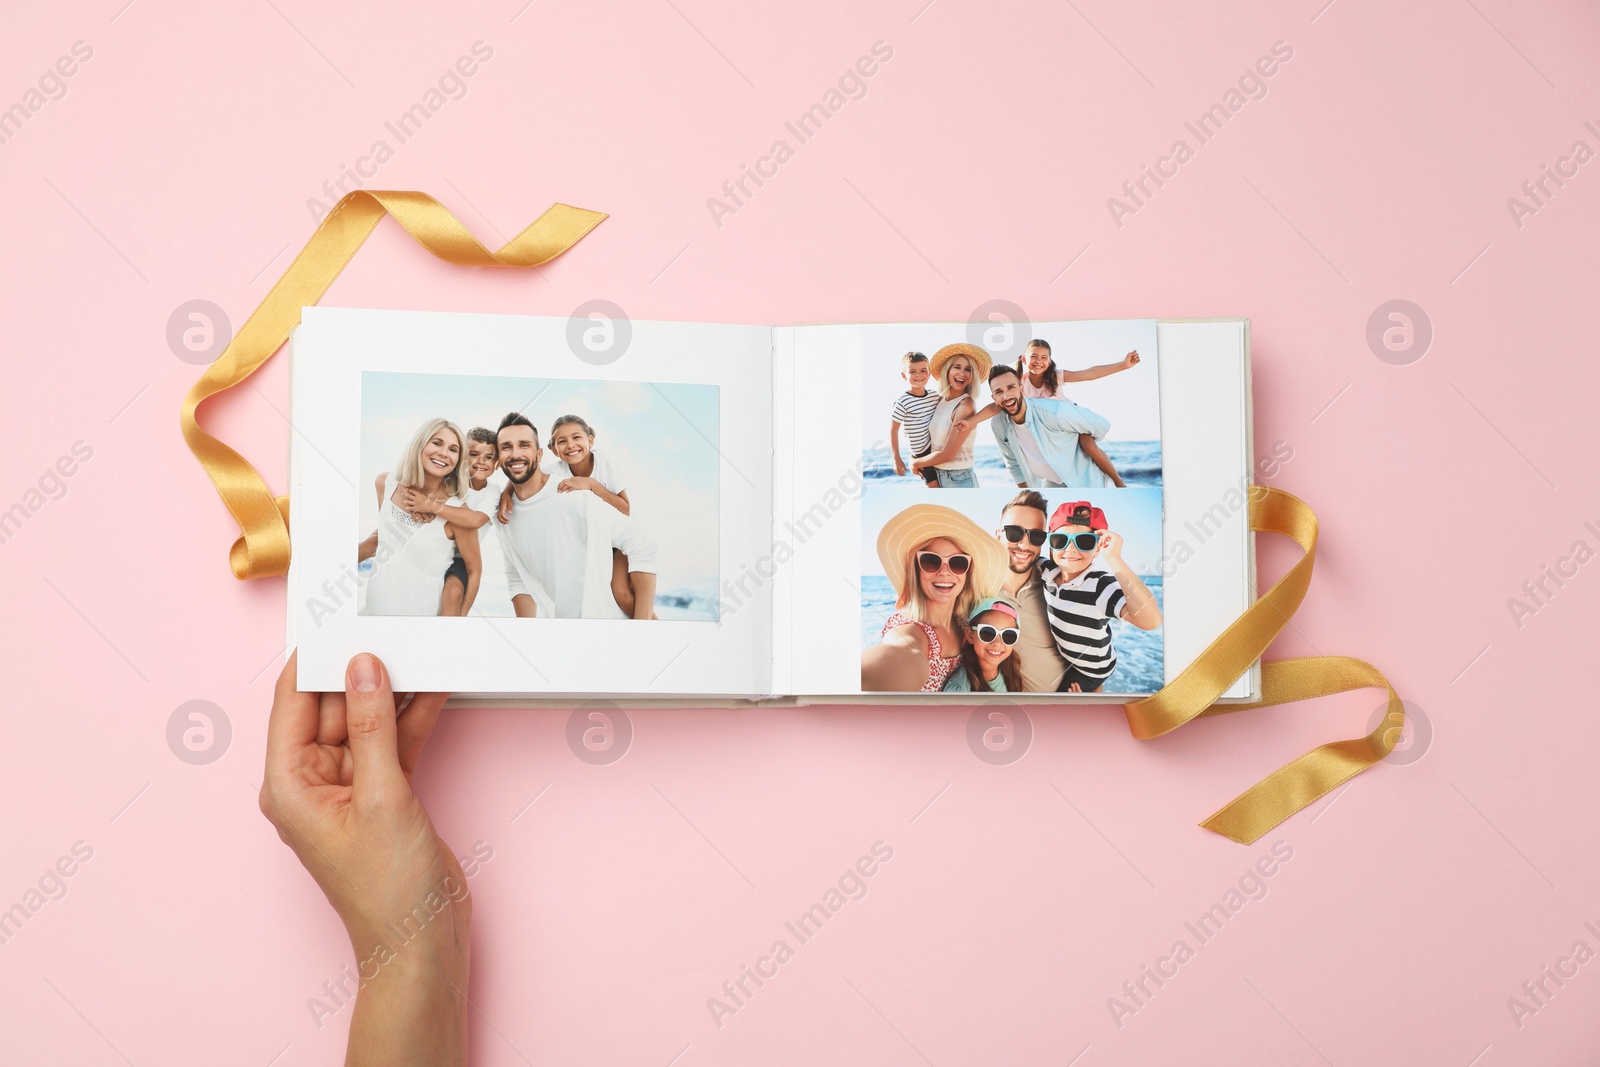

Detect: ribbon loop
[179, 191, 606, 580]
[1125, 487, 1403, 843]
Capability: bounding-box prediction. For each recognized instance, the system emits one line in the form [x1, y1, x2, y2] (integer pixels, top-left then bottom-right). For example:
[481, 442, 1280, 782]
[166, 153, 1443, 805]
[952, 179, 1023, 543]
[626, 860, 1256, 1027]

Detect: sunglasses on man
[1048, 531, 1102, 552]
[999, 524, 1047, 546]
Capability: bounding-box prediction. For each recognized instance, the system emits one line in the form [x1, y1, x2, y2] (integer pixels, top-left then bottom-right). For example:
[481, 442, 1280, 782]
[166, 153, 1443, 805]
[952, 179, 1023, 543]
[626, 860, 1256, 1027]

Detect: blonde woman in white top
[909, 343, 992, 489]
[359, 418, 484, 617]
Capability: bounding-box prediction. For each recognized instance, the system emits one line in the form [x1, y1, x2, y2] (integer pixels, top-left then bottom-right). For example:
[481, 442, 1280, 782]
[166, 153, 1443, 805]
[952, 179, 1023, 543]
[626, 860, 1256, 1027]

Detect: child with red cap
[1040, 500, 1162, 692]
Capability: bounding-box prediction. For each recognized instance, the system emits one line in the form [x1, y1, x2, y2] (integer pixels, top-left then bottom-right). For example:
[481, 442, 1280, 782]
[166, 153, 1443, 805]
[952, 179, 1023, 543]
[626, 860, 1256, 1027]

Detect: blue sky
[862, 486, 1164, 577]
[860, 318, 1162, 450]
[359, 371, 721, 592]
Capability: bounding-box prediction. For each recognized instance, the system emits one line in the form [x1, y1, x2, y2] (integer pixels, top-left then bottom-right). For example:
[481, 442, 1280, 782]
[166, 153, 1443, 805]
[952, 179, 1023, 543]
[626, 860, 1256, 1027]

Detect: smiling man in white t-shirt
[493, 413, 657, 619]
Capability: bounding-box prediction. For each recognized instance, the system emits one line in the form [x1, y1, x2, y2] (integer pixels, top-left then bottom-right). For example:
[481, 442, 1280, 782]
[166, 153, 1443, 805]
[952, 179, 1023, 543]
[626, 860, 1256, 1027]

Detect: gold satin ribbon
[179, 190, 606, 579]
[1124, 485, 1403, 843]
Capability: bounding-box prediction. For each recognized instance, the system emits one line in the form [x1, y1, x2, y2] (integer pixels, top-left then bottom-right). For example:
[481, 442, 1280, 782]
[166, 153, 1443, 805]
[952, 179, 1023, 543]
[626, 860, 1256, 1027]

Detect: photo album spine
[769, 326, 796, 701]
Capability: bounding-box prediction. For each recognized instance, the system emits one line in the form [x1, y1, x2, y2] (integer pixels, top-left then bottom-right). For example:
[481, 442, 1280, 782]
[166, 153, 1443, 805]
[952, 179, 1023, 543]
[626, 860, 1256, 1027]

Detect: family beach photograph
[863, 319, 1162, 490]
[859, 487, 1165, 695]
[356, 371, 721, 622]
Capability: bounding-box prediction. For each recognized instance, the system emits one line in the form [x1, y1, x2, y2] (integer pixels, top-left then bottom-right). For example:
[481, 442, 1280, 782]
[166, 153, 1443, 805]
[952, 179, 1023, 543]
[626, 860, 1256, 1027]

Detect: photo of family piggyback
[356, 371, 720, 622]
[859, 488, 1165, 695]
[863, 319, 1162, 490]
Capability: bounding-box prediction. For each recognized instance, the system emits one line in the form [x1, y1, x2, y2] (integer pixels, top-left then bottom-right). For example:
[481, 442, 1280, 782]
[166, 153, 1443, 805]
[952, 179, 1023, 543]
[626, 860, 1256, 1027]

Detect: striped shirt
[1039, 564, 1126, 680]
[891, 389, 942, 455]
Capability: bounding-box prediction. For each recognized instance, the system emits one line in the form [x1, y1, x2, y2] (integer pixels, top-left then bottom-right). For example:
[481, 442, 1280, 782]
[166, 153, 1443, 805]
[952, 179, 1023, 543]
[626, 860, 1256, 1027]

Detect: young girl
[1016, 338, 1139, 402]
[360, 418, 483, 618]
[547, 414, 656, 619]
[1015, 339, 1137, 487]
[909, 343, 990, 489]
[942, 596, 1026, 693]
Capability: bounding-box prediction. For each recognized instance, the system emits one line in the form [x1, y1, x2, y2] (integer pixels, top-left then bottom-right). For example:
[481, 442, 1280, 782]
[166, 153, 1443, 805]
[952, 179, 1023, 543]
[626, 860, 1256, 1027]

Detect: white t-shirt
[1023, 376, 1075, 404]
[453, 472, 506, 565]
[554, 450, 626, 497]
[463, 472, 506, 518]
[498, 476, 657, 618]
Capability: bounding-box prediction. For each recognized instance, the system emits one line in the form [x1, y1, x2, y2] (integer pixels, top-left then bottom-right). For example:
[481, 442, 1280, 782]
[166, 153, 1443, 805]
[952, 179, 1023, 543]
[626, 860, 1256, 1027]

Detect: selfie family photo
[859, 487, 1165, 695]
[356, 371, 720, 621]
[863, 319, 1162, 490]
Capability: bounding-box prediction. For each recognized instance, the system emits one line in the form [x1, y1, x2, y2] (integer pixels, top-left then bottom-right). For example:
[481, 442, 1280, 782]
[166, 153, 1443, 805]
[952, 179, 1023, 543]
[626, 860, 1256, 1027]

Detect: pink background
[2, 0, 1598, 1063]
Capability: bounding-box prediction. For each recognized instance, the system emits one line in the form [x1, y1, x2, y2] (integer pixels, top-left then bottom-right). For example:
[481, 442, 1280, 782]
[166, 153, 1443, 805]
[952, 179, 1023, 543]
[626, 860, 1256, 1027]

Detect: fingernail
[349, 654, 382, 694]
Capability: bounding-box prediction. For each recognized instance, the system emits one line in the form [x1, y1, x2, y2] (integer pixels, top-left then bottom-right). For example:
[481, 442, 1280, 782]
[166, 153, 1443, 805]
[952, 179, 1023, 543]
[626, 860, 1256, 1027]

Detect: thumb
[344, 654, 408, 805]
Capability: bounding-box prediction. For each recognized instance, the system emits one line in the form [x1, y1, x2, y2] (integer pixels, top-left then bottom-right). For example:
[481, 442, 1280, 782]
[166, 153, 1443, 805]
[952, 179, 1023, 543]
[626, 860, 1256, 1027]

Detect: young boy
[435, 427, 504, 616]
[889, 351, 941, 487]
[1039, 501, 1162, 692]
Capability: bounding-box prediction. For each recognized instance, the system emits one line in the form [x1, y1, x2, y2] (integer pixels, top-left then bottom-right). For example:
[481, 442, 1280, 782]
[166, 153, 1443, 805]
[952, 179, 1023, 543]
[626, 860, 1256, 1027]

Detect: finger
[266, 652, 320, 773]
[396, 692, 450, 776]
[343, 653, 408, 805]
[316, 690, 348, 747]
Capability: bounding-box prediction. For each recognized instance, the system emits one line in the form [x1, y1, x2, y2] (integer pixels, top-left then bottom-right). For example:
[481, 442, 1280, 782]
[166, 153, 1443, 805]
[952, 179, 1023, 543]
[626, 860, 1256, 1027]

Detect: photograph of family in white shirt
[356, 371, 720, 622]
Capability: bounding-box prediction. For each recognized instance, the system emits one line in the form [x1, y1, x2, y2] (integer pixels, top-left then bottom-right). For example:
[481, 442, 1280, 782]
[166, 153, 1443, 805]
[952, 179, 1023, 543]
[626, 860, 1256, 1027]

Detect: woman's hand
[260, 653, 468, 1067]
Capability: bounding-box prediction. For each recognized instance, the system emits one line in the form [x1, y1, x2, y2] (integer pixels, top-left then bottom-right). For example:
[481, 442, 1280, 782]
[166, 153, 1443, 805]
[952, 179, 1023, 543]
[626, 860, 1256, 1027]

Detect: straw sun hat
[876, 503, 1007, 604]
[929, 342, 993, 384]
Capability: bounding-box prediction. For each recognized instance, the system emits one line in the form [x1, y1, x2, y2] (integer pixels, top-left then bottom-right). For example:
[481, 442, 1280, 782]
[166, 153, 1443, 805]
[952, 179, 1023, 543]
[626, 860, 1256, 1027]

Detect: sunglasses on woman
[1048, 531, 1101, 552]
[916, 552, 971, 575]
[999, 525, 1048, 546]
[973, 624, 1020, 646]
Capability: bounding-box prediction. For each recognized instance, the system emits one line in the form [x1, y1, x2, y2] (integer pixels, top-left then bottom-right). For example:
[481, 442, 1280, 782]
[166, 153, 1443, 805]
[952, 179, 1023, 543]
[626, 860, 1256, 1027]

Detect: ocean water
[860, 573, 1165, 695]
[864, 441, 1161, 488]
[356, 556, 718, 620]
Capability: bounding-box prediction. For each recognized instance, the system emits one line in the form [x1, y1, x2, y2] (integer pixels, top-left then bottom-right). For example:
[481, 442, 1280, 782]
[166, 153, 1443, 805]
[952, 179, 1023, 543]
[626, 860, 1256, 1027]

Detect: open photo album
[287, 307, 1258, 705]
